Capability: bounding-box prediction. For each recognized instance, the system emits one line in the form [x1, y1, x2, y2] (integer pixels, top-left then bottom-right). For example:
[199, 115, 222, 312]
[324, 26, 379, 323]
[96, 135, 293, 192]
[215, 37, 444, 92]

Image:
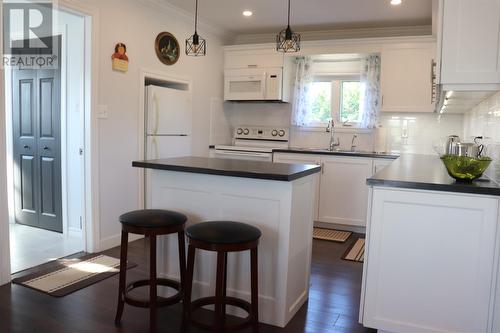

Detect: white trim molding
[0, 1, 12, 286]
[57, 0, 101, 253]
[100, 234, 144, 252]
[234, 25, 433, 45]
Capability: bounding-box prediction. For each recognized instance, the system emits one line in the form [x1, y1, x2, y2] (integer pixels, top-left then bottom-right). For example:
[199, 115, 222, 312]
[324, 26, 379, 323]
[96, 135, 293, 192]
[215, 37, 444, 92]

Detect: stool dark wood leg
[149, 235, 157, 333]
[250, 247, 259, 333]
[214, 251, 225, 333]
[115, 230, 128, 325]
[178, 231, 187, 293]
[184, 244, 196, 321]
[221, 252, 228, 331]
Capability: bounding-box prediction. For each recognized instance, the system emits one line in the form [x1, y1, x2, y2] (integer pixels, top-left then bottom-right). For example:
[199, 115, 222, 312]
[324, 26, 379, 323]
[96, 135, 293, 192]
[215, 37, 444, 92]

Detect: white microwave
[224, 67, 288, 102]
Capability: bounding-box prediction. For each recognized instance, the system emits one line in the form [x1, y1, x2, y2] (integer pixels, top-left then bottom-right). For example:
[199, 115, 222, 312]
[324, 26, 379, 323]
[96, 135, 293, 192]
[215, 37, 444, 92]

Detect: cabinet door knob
[23, 145, 30, 149]
[43, 146, 49, 151]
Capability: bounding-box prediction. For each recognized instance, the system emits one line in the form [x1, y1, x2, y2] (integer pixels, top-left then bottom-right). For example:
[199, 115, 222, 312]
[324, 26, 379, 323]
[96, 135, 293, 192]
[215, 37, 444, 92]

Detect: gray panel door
[12, 36, 62, 232]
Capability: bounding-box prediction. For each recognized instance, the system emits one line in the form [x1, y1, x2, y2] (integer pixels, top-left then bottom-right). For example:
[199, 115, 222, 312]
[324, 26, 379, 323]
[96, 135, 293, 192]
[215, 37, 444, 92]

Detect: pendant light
[186, 0, 206, 56]
[276, 0, 300, 53]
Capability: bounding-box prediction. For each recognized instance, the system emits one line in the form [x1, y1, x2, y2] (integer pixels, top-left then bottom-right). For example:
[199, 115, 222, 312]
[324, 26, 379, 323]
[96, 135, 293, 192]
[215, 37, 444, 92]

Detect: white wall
[464, 92, 500, 182]
[81, 0, 226, 249]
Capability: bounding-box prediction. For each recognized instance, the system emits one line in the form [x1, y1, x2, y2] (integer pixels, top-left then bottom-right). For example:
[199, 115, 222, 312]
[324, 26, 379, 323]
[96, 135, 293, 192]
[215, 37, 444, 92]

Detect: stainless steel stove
[213, 126, 289, 162]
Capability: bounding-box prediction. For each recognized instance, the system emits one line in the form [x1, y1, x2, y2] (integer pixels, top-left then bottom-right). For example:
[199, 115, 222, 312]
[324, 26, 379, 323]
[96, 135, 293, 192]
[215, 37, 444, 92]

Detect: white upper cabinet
[380, 42, 437, 113]
[440, 0, 500, 86]
[224, 48, 285, 69]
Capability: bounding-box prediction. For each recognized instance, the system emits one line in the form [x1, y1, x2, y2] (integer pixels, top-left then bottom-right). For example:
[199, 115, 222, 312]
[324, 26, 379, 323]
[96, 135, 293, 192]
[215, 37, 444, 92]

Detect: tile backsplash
[464, 91, 500, 183]
[224, 102, 464, 154]
[378, 113, 464, 155]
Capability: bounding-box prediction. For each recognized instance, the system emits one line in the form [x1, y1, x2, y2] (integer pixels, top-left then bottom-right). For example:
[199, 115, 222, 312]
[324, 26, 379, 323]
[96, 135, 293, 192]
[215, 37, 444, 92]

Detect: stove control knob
[243, 128, 250, 135]
[278, 130, 286, 137]
[237, 128, 243, 135]
[271, 129, 278, 136]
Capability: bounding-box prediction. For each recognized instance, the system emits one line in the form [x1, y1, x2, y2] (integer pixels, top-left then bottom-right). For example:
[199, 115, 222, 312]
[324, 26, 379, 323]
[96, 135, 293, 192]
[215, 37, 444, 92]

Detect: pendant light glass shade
[186, 0, 206, 56]
[276, 0, 300, 53]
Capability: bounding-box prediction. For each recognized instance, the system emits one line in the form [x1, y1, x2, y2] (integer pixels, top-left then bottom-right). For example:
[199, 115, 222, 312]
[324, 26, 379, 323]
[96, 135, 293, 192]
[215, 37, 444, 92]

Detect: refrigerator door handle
[152, 91, 160, 135]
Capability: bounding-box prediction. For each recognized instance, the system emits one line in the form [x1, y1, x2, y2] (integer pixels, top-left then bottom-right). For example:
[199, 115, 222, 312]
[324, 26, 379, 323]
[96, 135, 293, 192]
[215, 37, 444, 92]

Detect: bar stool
[184, 221, 261, 333]
[114, 209, 187, 333]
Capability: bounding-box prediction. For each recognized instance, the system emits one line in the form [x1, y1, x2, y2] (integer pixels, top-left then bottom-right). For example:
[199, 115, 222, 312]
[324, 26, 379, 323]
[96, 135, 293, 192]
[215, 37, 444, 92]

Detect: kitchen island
[133, 156, 321, 327]
[361, 154, 500, 333]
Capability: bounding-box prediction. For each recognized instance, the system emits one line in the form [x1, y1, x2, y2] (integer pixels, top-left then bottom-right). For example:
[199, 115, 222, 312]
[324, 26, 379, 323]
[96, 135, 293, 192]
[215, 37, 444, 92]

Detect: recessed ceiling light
[243, 10, 253, 17]
[391, 0, 402, 5]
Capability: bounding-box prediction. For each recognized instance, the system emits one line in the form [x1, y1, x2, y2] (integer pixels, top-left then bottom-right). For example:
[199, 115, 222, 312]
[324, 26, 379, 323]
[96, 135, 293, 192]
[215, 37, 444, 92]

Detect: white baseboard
[67, 227, 83, 239]
[314, 221, 366, 234]
[99, 233, 144, 252]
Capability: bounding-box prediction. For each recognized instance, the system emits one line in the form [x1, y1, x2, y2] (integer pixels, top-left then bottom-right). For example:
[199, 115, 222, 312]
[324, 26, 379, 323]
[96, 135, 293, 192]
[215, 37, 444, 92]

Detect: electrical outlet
[97, 105, 108, 119]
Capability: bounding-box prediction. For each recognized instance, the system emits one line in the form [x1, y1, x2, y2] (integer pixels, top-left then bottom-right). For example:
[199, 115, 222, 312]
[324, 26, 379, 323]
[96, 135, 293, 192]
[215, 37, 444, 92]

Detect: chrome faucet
[351, 134, 358, 151]
[326, 120, 340, 151]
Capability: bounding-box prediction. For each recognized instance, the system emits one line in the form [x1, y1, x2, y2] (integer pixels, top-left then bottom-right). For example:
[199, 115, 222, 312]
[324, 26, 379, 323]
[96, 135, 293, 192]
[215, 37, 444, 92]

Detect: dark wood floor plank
[0, 235, 375, 333]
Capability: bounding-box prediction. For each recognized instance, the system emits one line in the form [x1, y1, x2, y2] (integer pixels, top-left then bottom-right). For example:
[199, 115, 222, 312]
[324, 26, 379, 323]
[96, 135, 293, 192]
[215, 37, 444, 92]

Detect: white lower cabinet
[362, 187, 500, 333]
[273, 152, 321, 166]
[318, 156, 373, 227]
[273, 152, 385, 227]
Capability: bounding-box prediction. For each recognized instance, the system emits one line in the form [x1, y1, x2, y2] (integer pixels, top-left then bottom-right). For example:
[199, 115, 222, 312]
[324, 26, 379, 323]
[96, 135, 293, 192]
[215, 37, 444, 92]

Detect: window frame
[306, 75, 363, 130]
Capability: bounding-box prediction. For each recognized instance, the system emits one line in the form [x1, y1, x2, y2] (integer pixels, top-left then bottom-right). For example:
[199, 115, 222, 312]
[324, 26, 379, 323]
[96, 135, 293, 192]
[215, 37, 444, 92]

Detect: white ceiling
[165, 0, 433, 35]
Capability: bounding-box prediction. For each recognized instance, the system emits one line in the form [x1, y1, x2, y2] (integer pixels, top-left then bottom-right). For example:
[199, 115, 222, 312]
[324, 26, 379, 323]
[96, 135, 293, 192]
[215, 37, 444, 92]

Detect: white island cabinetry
[361, 155, 500, 333]
[139, 157, 320, 328]
[362, 188, 499, 333]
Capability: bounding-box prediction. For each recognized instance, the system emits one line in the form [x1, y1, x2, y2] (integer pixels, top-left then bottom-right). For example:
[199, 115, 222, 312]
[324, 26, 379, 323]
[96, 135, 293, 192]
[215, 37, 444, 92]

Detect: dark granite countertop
[367, 154, 500, 196]
[132, 156, 321, 182]
[273, 148, 399, 159]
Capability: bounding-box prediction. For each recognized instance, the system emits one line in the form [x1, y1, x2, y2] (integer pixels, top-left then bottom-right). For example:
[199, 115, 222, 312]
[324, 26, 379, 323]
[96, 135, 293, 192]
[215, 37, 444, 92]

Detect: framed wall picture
[155, 32, 180, 65]
[111, 42, 129, 72]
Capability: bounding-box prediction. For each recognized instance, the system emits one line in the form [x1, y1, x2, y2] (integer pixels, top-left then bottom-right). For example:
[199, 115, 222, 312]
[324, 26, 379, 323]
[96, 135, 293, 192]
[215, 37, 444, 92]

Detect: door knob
[43, 146, 50, 150]
[23, 145, 30, 149]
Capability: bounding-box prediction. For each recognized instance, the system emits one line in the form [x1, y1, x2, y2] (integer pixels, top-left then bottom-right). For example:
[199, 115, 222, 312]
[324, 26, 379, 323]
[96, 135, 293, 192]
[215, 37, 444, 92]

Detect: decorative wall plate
[155, 32, 180, 65]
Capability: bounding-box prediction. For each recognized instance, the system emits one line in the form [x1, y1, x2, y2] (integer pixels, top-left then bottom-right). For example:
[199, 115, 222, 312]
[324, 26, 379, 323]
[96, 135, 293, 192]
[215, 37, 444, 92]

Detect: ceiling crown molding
[136, 0, 234, 42]
[234, 25, 432, 45]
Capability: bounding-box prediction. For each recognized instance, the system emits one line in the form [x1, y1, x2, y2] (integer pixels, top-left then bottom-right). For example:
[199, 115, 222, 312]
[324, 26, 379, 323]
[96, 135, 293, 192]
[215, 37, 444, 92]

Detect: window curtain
[359, 54, 381, 129]
[291, 56, 314, 126]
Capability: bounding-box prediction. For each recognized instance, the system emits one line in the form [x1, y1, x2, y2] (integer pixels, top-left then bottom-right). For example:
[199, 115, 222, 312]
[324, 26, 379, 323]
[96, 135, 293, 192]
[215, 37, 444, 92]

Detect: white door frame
[0, 0, 101, 285]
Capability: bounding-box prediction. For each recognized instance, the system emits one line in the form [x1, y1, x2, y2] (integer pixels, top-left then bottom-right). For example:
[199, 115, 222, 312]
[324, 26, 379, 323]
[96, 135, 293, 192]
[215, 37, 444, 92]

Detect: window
[307, 78, 364, 127]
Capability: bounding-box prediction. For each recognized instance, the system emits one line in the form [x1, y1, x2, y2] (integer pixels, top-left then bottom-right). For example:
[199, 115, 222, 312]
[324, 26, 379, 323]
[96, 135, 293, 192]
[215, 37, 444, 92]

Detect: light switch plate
[97, 105, 108, 119]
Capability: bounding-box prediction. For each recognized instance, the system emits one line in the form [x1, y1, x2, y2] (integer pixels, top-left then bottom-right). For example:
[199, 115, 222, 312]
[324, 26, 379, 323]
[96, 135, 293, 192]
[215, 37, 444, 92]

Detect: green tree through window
[307, 80, 363, 125]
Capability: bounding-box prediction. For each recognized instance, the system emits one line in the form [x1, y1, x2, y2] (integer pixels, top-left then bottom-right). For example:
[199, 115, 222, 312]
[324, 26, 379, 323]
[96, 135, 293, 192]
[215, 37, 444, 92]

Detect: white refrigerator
[145, 85, 192, 160]
[144, 85, 192, 207]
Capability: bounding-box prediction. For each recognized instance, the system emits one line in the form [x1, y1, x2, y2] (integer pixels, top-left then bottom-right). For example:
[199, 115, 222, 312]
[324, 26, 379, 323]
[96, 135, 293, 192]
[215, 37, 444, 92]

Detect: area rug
[342, 238, 365, 263]
[12, 252, 136, 297]
[313, 227, 352, 243]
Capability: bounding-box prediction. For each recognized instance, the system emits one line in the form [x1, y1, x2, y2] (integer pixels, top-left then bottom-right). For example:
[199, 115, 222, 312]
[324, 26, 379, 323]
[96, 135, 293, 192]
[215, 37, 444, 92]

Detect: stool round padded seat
[119, 209, 187, 228]
[186, 221, 262, 245]
[115, 209, 187, 333]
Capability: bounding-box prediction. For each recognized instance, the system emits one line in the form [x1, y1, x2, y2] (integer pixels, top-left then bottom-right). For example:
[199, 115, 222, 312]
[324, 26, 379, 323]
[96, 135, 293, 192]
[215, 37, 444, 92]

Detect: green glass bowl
[440, 155, 492, 182]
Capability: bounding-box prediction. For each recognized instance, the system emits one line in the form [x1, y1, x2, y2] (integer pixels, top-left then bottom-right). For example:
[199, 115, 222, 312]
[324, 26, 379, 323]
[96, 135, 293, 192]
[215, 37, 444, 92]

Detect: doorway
[5, 9, 86, 273]
[12, 36, 63, 233]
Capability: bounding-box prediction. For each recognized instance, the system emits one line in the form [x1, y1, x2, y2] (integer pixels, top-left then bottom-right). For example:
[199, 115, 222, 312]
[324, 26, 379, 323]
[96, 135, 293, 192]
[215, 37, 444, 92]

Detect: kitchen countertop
[367, 154, 500, 196]
[273, 147, 400, 159]
[132, 156, 321, 182]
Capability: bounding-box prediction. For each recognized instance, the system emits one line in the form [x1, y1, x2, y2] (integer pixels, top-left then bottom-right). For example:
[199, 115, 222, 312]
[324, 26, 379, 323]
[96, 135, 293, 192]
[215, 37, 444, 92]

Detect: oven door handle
[214, 150, 270, 157]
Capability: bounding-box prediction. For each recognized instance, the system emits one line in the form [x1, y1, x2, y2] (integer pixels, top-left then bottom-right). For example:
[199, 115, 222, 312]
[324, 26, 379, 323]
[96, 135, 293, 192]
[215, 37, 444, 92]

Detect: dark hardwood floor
[0, 236, 375, 333]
